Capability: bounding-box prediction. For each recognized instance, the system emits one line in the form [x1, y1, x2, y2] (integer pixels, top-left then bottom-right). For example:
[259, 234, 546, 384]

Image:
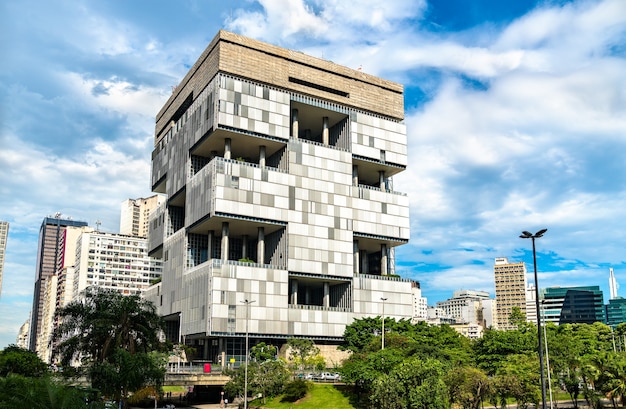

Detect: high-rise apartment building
[437, 289, 491, 325]
[73, 231, 162, 297]
[29, 216, 87, 351]
[411, 281, 428, 322]
[16, 319, 30, 349]
[120, 195, 165, 238]
[494, 257, 528, 330]
[0, 221, 8, 296]
[145, 31, 411, 363]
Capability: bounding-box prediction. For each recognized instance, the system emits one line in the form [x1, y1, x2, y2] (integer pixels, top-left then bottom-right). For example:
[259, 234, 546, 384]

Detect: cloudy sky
[1, 0, 625, 348]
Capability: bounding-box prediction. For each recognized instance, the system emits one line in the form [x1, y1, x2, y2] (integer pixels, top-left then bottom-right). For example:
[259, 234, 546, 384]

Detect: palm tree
[54, 287, 164, 365]
[53, 287, 167, 406]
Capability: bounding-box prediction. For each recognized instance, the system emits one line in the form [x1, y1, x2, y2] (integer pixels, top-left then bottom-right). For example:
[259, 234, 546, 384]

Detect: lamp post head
[520, 229, 548, 239]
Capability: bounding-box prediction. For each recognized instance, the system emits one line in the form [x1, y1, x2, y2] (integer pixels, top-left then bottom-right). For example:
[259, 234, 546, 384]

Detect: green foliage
[281, 378, 310, 402]
[250, 342, 277, 362]
[446, 366, 491, 409]
[88, 349, 166, 400]
[492, 354, 540, 408]
[509, 306, 527, 329]
[473, 326, 536, 375]
[0, 344, 49, 377]
[224, 360, 290, 403]
[370, 357, 449, 409]
[53, 287, 168, 405]
[287, 338, 319, 370]
[0, 374, 103, 409]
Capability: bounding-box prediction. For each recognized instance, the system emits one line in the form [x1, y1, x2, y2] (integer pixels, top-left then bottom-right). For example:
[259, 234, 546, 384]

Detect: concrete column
[203, 341, 209, 361]
[353, 241, 360, 274]
[292, 109, 299, 139]
[242, 235, 248, 260]
[259, 145, 266, 168]
[352, 165, 359, 186]
[257, 227, 265, 265]
[221, 222, 229, 261]
[224, 138, 232, 160]
[379, 171, 385, 190]
[322, 116, 329, 145]
[291, 279, 298, 305]
[305, 287, 311, 304]
[380, 244, 388, 276]
[360, 250, 368, 274]
[208, 230, 214, 260]
[323, 282, 330, 307]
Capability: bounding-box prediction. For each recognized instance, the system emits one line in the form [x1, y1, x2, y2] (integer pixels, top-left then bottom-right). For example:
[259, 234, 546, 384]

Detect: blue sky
[1, 0, 625, 349]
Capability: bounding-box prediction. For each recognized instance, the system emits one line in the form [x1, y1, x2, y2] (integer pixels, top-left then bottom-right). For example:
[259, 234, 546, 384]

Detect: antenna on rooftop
[95, 220, 101, 232]
[609, 268, 619, 300]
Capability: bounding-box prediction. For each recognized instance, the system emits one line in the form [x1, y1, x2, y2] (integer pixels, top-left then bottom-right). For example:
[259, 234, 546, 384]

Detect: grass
[250, 383, 356, 409]
[162, 385, 186, 394]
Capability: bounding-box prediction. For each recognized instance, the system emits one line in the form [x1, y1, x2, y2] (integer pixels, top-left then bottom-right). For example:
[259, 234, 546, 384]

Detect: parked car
[319, 372, 340, 381]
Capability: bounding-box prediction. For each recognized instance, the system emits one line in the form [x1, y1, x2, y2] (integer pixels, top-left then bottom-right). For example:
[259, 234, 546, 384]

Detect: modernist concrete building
[120, 195, 165, 238]
[146, 31, 412, 364]
[494, 257, 528, 330]
[29, 216, 88, 352]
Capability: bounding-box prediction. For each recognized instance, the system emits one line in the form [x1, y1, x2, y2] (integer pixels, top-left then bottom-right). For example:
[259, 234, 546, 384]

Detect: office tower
[146, 30, 411, 363]
[29, 216, 87, 351]
[606, 297, 626, 329]
[541, 286, 605, 325]
[436, 289, 491, 325]
[73, 231, 162, 297]
[0, 221, 8, 297]
[120, 195, 165, 238]
[494, 257, 528, 330]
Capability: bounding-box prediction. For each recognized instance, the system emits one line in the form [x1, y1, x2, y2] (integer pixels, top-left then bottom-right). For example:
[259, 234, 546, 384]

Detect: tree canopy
[53, 287, 168, 406]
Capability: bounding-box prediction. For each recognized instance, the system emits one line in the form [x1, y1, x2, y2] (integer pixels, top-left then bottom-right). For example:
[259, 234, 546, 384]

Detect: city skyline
[1, 0, 626, 348]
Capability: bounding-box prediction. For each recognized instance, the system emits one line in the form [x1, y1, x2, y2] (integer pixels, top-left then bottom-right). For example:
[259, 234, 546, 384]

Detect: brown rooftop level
[155, 30, 404, 144]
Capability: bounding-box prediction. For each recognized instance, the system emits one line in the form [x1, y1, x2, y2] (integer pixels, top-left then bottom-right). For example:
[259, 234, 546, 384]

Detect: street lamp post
[520, 228, 548, 409]
[241, 299, 255, 409]
[381, 297, 388, 350]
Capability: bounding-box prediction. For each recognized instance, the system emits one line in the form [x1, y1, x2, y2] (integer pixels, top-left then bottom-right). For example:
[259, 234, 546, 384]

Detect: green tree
[250, 342, 277, 362]
[286, 338, 319, 371]
[370, 357, 449, 409]
[446, 366, 491, 409]
[224, 360, 289, 404]
[493, 354, 540, 409]
[340, 317, 384, 353]
[0, 374, 102, 409]
[473, 327, 536, 375]
[53, 287, 168, 406]
[0, 344, 49, 377]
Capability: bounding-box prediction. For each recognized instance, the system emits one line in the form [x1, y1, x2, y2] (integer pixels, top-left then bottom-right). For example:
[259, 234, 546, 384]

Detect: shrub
[281, 379, 309, 402]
